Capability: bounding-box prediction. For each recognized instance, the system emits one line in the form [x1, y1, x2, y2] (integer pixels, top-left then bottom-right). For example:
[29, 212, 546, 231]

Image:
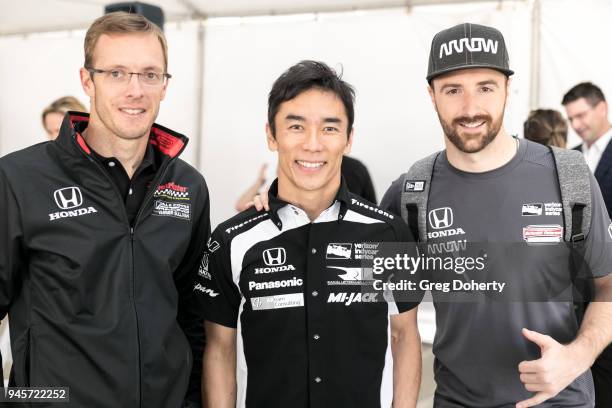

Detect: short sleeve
[193, 229, 242, 328]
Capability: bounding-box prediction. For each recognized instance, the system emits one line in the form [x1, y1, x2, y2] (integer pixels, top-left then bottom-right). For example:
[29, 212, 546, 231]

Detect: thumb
[522, 328, 553, 350]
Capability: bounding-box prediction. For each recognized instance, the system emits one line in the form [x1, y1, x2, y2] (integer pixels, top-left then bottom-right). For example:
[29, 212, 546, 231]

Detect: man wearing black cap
[382, 23, 612, 407]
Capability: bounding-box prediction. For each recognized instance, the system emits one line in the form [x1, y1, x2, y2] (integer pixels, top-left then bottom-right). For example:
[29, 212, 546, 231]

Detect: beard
[439, 111, 504, 154]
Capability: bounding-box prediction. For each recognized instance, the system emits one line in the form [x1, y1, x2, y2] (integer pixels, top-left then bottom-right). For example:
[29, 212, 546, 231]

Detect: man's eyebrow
[439, 83, 462, 92]
[477, 80, 500, 87]
[323, 117, 342, 124]
[285, 114, 305, 121]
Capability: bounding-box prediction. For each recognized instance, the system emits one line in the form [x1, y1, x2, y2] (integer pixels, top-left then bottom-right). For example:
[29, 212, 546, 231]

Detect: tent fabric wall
[0, 0, 610, 348]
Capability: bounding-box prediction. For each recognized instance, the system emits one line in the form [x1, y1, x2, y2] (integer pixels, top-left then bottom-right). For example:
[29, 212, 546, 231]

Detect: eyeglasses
[86, 67, 171, 86]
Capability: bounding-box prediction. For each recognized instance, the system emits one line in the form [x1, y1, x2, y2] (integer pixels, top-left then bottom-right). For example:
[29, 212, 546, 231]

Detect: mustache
[452, 114, 492, 126]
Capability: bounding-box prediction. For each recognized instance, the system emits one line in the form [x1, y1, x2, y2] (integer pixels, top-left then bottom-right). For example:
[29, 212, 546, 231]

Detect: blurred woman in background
[523, 108, 568, 148]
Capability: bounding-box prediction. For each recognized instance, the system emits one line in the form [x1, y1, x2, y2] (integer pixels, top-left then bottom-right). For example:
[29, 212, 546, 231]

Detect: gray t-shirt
[381, 139, 612, 407]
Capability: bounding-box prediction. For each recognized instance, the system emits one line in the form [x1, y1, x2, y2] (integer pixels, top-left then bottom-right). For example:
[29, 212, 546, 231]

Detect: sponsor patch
[522, 203, 543, 216]
[49, 186, 98, 221]
[327, 292, 378, 306]
[248, 278, 303, 292]
[199, 253, 211, 279]
[193, 283, 219, 297]
[152, 200, 191, 220]
[208, 238, 220, 253]
[354, 242, 380, 260]
[251, 293, 304, 310]
[350, 198, 394, 219]
[328, 266, 362, 281]
[523, 224, 563, 243]
[326, 243, 352, 259]
[404, 180, 426, 192]
[154, 182, 189, 200]
[544, 202, 562, 216]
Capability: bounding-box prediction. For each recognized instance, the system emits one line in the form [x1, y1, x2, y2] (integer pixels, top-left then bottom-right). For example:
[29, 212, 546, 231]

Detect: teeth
[120, 108, 145, 115]
[297, 161, 324, 169]
[461, 121, 484, 128]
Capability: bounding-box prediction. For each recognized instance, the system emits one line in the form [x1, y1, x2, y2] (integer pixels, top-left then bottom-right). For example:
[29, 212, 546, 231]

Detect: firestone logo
[49, 187, 97, 221]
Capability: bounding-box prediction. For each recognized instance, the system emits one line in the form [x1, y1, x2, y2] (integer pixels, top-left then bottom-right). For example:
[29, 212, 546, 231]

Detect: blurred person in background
[523, 109, 568, 148]
[563, 82, 612, 407]
[41, 96, 87, 139]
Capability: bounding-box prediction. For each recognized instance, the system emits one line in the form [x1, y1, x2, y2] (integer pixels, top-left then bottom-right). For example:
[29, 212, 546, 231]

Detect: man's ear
[344, 128, 354, 155]
[80, 67, 95, 98]
[266, 123, 278, 152]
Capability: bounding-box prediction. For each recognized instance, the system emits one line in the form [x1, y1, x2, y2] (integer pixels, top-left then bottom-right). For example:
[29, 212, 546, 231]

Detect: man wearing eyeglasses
[0, 12, 209, 408]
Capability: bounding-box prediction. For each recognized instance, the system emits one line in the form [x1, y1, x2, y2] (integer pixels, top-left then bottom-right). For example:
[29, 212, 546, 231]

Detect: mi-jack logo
[439, 38, 498, 58]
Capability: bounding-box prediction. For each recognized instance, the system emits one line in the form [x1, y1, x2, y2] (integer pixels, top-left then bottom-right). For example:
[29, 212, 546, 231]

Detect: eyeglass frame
[85, 67, 172, 86]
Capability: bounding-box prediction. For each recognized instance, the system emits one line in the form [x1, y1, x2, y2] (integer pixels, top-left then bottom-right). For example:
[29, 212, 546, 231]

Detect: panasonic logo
[439, 37, 498, 58]
[49, 207, 98, 221]
[254, 265, 296, 274]
[248, 277, 303, 291]
[427, 228, 466, 239]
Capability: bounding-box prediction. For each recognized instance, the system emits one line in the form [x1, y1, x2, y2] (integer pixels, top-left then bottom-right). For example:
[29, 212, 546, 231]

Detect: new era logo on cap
[427, 23, 514, 82]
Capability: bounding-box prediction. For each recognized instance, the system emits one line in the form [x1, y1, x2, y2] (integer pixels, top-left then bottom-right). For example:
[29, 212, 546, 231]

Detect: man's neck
[445, 128, 517, 173]
[83, 122, 150, 179]
[277, 177, 340, 221]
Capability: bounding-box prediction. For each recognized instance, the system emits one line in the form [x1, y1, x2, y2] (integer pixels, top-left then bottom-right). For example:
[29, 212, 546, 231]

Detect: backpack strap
[549, 146, 591, 243]
[400, 152, 441, 242]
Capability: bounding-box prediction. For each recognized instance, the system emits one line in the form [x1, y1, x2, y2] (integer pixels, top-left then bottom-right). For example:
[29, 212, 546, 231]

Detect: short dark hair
[267, 60, 355, 137]
[561, 82, 606, 107]
[523, 109, 567, 148]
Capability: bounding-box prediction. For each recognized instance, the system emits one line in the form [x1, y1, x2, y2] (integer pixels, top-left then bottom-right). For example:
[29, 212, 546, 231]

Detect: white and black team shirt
[196, 180, 420, 408]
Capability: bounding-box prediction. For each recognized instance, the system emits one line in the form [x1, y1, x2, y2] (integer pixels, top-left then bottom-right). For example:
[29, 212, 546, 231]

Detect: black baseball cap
[427, 23, 514, 83]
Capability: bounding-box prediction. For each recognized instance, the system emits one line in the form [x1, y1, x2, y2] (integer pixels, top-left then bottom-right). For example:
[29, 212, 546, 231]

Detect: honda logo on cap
[428, 207, 453, 229]
[53, 187, 83, 210]
[263, 247, 286, 266]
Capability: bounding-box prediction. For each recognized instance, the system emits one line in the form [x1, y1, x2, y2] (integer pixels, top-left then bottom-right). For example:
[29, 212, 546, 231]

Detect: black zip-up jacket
[0, 113, 210, 407]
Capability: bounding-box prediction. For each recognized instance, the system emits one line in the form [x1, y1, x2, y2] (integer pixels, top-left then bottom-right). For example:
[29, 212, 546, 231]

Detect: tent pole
[529, 0, 541, 110]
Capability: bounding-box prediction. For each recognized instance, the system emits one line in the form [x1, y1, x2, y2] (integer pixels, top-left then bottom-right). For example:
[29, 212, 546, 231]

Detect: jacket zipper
[74, 136, 177, 407]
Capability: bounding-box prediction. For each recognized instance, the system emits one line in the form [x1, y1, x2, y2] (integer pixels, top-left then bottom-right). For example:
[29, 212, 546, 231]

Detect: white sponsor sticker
[522, 203, 543, 216]
[153, 200, 191, 220]
[251, 293, 304, 310]
[404, 180, 425, 192]
[523, 224, 563, 243]
[326, 243, 352, 259]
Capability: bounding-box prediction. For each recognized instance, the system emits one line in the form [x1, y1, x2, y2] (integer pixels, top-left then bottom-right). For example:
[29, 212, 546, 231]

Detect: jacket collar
[56, 111, 189, 160]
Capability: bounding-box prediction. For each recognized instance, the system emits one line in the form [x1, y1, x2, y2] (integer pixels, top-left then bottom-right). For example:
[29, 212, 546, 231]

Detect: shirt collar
[583, 127, 612, 153]
[89, 142, 159, 173]
[267, 178, 350, 230]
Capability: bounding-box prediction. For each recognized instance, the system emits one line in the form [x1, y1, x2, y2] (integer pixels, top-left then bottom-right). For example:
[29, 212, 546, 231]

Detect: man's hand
[250, 186, 270, 212]
[516, 328, 591, 408]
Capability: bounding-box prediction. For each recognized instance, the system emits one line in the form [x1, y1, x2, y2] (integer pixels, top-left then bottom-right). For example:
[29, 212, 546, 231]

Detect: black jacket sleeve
[0, 166, 25, 386]
[175, 179, 211, 407]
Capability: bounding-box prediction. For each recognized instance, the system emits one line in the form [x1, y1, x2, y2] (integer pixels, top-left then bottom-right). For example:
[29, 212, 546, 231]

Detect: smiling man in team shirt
[197, 60, 423, 408]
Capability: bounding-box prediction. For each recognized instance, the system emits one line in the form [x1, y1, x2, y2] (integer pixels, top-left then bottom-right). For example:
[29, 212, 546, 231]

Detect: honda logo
[428, 207, 453, 229]
[262, 247, 286, 266]
[53, 187, 83, 210]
